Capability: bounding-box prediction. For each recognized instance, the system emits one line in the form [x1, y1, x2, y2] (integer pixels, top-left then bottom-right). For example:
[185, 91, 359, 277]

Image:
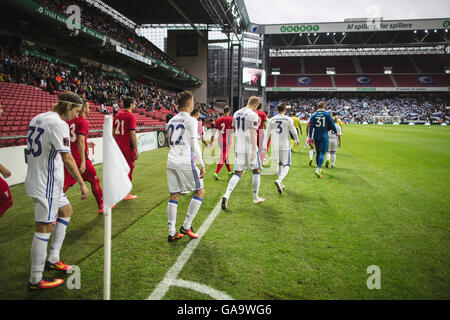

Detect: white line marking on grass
[147, 199, 233, 300]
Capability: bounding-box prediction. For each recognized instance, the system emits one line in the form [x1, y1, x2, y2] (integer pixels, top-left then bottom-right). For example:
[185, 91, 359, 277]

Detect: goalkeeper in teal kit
[308, 101, 337, 178]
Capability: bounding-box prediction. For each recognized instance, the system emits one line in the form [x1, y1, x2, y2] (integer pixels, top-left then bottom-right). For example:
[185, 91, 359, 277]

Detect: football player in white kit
[222, 96, 264, 209]
[326, 112, 342, 168]
[166, 91, 205, 242]
[26, 92, 89, 290]
[263, 103, 299, 194]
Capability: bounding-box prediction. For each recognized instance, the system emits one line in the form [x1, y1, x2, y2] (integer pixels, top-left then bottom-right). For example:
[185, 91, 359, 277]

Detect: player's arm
[189, 121, 205, 178]
[61, 152, 89, 200]
[130, 129, 138, 160]
[249, 115, 259, 160]
[0, 164, 11, 178]
[77, 134, 86, 174]
[289, 119, 300, 145]
[298, 120, 303, 135]
[262, 120, 272, 150]
[308, 118, 314, 140]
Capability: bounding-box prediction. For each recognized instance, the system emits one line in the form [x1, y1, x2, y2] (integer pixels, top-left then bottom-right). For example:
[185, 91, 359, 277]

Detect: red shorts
[0, 177, 12, 203]
[64, 159, 99, 188]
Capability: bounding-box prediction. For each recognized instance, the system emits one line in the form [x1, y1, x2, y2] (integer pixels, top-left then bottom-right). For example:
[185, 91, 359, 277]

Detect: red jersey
[214, 116, 233, 145]
[67, 116, 89, 162]
[256, 111, 267, 130]
[114, 110, 137, 155]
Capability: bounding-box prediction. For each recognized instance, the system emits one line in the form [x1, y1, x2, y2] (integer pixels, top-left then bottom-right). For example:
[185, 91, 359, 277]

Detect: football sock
[252, 172, 261, 200]
[167, 199, 178, 236]
[317, 152, 325, 169]
[48, 217, 70, 264]
[326, 153, 331, 161]
[309, 149, 315, 160]
[183, 196, 203, 230]
[278, 165, 290, 182]
[30, 232, 51, 284]
[215, 163, 224, 174]
[332, 154, 336, 166]
[90, 178, 104, 210]
[224, 173, 241, 199]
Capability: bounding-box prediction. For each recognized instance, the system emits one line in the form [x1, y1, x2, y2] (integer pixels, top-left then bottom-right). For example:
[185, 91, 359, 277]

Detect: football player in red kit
[255, 103, 267, 163]
[0, 104, 13, 219]
[63, 100, 104, 213]
[210, 106, 233, 180]
[114, 97, 139, 200]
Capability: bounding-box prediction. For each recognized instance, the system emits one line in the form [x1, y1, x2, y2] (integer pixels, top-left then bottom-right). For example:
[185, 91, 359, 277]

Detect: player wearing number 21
[165, 91, 205, 242]
[25, 92, 89, 290]
[113, 97, 139, 200]
[308, 101, 337, 178]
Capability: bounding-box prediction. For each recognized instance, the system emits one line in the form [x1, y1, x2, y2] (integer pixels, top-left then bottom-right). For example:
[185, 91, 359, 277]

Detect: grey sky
[244, 0, 450, 24]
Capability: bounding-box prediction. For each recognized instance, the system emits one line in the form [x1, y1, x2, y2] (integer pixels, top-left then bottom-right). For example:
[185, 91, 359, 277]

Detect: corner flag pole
[102, 115, 132, 300]
[104, 207, 112, 300]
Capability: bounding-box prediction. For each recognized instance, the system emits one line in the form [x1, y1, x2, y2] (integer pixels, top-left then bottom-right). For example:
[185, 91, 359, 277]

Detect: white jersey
[328, 125, 342, 141]
[167, 111, 204, 170]
[264, 114, 299, 151]
[25, 112, 71, 199]
[232, 107, 259, 154]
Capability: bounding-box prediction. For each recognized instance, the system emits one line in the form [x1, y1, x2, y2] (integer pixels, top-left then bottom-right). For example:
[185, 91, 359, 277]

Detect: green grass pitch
[0, 124, 449, 300]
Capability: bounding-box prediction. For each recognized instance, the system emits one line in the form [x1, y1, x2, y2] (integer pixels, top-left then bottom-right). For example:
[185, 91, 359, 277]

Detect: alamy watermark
[366, 265, 381, 290]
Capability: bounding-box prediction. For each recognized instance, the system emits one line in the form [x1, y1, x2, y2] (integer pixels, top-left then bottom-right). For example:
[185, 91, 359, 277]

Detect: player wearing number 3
[166, 91, 205, 242]
[25, 92, 89, 290]
[308, 101, 337, 178]
[64, 100, 104, 214]
[114, 97, 139, 200]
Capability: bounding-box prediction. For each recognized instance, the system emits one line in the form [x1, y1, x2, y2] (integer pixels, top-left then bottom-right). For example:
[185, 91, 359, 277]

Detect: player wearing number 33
[166, 91, 205, 242]
[25, 92, 89, 290]
[308, 101, 337, 178]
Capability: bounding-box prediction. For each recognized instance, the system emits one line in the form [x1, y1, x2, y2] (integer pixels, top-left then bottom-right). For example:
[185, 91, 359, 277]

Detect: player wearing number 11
[113, 97, 138, 200]
[308, 101, 337, 178]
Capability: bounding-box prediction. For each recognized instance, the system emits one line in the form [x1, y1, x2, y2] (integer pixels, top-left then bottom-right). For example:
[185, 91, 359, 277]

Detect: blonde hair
[317, 101, 326, 109]
[247, 96, 260, 107]
[52, 91, 83, 114]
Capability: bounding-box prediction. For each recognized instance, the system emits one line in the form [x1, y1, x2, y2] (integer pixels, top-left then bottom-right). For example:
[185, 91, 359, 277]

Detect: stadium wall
[1, 132, 158, 186]
[167, 30, 208, 103]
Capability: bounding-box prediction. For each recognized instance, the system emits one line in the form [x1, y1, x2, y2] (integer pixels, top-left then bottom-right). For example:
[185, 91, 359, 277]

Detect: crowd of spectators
[0, 47, 180, 113]
[271, 94, 450, 123]
[34, 0, 191, 75]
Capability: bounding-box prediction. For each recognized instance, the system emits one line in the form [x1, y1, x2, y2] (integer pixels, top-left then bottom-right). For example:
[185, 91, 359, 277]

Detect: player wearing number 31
[308, 101, 337, 178]
[113, 97, 139, 200]
[166, 91, 205, 242]
[25, 92, 89, 290]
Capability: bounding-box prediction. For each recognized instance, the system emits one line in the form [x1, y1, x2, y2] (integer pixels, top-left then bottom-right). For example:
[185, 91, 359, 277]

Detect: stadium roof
[102, 0, 250, 35]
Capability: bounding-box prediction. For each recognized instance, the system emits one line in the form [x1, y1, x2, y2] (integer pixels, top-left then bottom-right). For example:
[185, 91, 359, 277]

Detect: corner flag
[102, 115, 132, 300]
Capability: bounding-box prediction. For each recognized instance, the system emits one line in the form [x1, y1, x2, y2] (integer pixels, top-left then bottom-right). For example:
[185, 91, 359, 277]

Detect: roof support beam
[166, 0, 206, 41]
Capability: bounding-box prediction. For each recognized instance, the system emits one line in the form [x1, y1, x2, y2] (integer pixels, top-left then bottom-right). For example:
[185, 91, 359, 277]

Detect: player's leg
[223, 153, 244, 208]
[124, 154, 137, 200]
[181, 187, 205, 239]
[167, 169, 183, 241]
[252, 152, 264, 204]
[0, 177, 13, 219]
[315, 140, 327, 178]
[325, 152, 331, 168]
[83, 161, 104, 213]
[224, 143, 232, 174]
[29, 198, 64, 290]
[309, 145, 315, 166]
[331, 152, 337, 167]
[47, 193, 73, 272]
[214, 141, 226, 179]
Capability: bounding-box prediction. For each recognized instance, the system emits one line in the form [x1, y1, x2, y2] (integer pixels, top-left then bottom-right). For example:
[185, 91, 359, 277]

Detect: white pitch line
[147, 199, 224, 300]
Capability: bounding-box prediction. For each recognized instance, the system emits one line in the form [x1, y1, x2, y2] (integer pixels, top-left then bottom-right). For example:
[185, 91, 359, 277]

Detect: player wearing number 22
[308, 101, 337, 178]
[166, 91, 205, 242]
[113, 97, 139, 200]
[64, 100, 104, 214]
[25, 92, 89, 290]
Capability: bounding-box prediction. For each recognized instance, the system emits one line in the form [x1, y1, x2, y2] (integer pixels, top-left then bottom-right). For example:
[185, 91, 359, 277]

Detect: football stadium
[0, 0, 449, 308]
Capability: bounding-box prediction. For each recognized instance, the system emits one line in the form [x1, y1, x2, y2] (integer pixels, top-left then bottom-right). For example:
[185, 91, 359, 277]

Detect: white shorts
[33, 192, 70, 223]
[167, 167, 204, 194]
[234, 152, 261, 172]
[328, 138, 338, 153]
[272, 149, 291, 166]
